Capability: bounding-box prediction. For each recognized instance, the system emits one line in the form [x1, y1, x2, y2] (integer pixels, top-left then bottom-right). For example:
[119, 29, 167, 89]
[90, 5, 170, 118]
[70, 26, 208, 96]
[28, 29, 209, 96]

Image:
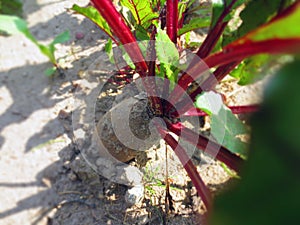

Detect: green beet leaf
[230, 54, 294, 85]
[178, 0, 188, 21]
[0, 14, 33, 38]
[0, 15, 69, 65]
[223, 0, 295, 46]
[155, 28, 180, 86]
[104, 39, 115, 64]
[120, 0, 158, 29]
[155, 28, 179, 66]
[34, 30, 69, 65]
[71, 4, 112, 37]
[195, 91, 248, 157]
[51, 30, 70, 45]
[244, 3, 300, 42]
[119, 45, 136, 69]
[46, 30, 70, 64]
[178, 17, 210, 36]
[210, 0, 246, 29]
[230, 54, 271, 85]
[238, 0, 294, 38]
[225, 2, 300, 85]
[177, 0, 197, 21]
[44, 67, 57, 77]
[135, 25, 150, 41]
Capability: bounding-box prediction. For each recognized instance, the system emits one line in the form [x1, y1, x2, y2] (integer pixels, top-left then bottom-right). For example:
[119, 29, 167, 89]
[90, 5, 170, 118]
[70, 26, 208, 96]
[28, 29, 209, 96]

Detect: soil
[0, 1, 267, 225]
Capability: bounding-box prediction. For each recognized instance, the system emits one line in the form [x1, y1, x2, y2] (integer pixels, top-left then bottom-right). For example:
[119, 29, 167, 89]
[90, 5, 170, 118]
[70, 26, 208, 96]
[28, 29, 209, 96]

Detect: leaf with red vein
[120, 0, 159, 29]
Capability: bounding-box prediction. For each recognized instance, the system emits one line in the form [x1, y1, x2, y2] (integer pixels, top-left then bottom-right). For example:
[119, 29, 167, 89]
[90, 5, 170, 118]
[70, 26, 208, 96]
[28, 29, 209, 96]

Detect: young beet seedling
[72, 0, 300, 216]
[0, 14, 70, 76]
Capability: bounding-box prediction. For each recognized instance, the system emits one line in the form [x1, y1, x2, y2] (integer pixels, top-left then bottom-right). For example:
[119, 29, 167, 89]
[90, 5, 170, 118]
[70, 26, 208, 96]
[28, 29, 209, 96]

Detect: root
[95, 95, 159, 163]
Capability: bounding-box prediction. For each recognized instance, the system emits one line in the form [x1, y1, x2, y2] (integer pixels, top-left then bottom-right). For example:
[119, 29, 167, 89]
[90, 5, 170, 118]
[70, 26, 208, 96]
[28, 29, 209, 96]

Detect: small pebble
[125, 185, 144, 206]
[67, 171, 78, 181]
[58, 109, 69, 119]
[75, 32, 85, 40]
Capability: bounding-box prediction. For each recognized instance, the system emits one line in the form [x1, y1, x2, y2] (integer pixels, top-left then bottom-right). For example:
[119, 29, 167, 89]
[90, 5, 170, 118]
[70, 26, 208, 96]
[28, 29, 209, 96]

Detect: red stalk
[183, 104, 260, 117]
[227, 104, 260, 114]
[147, 27, 157, 77]
[163, 0, 237, 111]
[166, 121, 243, 172]
[157, 125, 212, 210]
[201, 61, 241, 90]
[239, 1, 300, 41]
[193, 39, 300, 87]
[161, 0, 179, 113]
[166, 38, 300, 112]
[177, 11, 185, 30]
[195, 0, 238, 59]
[166, 1, 300, 110]
[166, 0, 178, 43]
[196, 21, 228, 59]
[147, 27, 165, 116]
[91, 0, 148, 73]
[205, 38, 300, 69]
[91, 0, 164, 115]
[169, 61, 241, 118]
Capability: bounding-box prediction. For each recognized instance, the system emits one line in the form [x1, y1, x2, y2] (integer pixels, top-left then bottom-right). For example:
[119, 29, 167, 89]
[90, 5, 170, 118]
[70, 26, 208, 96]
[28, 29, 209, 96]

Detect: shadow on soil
[0, 0, 107, 151]
[0, 139, 207, 225]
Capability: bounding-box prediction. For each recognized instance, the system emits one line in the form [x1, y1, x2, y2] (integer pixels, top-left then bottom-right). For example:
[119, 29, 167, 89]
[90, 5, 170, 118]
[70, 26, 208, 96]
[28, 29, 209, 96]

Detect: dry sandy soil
[0, 1, 266, 224]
